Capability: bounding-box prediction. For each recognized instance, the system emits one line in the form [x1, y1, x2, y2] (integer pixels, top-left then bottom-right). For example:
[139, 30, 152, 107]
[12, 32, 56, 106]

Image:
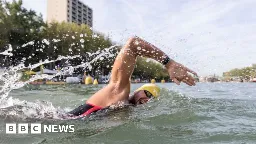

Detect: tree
[133, 57, 169, 82]
[223, 66, 256, 79]
[0, 0, 168, 81]
[42, 22, 117, 74]
[0, 0, 45, 66]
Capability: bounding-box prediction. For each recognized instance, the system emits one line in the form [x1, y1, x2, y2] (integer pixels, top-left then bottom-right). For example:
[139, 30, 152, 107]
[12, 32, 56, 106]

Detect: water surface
[0, 83, 256, 144]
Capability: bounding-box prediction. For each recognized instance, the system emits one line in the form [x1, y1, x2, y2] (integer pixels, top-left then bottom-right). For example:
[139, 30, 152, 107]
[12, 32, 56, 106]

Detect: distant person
[68, 36, 198, 117]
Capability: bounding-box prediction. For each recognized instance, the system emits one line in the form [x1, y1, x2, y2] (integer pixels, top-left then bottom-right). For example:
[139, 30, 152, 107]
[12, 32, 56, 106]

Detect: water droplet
[80, 39, 85, 43]
[42, 39, 50, 45]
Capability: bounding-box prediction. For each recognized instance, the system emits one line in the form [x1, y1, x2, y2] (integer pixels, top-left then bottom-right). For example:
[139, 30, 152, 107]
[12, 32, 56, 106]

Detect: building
[199, 75, 220, 82]
[47, 0, 93, 27]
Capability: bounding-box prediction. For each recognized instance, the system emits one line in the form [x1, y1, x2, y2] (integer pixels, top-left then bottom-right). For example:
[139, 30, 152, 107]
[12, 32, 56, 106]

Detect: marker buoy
[151, 79, 156, 84]
[93, 79, 98, 85]
[85, 77, 93, 85]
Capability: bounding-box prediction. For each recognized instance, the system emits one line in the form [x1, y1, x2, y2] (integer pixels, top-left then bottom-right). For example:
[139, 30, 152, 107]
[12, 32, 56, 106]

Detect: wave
[0, 98, 66, 121]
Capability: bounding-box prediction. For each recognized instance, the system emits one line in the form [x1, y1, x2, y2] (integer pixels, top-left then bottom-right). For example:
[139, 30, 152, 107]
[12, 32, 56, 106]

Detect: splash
[21, 41, 35, 47]
[0, 44, 13, 56]
[0, 39, 118, 120]
[0, 98, 66, 120]
[0, 45, 116, 99]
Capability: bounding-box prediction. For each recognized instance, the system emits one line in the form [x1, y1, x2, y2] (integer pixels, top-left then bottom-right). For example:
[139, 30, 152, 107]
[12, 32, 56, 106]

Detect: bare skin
[86, 36, 198, 107]
[128, 90, 151, 105]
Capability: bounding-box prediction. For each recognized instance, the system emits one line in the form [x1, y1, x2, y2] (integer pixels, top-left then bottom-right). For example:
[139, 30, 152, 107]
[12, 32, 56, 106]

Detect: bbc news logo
[6, 123, 75, 134]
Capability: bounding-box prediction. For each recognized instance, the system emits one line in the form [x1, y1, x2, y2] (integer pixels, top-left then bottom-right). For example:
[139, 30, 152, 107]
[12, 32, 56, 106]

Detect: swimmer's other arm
[120, 36, 198, 86]
[86, 36, 198, 107]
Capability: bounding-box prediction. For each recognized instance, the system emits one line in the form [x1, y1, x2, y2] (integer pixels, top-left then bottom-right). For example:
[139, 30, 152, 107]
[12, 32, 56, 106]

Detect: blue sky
[7, 0, 256, 76]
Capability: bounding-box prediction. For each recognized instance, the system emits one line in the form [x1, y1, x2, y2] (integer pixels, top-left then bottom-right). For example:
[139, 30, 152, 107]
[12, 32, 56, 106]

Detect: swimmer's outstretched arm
[86, 36, 198, 107]
[110, 36, 198, 86]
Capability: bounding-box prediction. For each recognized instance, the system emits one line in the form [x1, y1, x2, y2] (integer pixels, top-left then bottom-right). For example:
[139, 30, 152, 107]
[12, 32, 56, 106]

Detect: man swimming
[68, 36, 198, 117]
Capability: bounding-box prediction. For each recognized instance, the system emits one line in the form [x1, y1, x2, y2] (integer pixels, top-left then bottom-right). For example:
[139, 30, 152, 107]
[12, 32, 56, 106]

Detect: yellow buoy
[161, 79, 165, 83]
[85, 76, 93, 85]
[151, 79, 156, 84]
[93, 79, 98, 85]
[83, 72, 87, 84]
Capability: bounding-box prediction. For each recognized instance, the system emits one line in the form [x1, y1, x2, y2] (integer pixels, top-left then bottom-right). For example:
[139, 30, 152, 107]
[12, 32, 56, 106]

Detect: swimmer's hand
[166, 60, 198, 86]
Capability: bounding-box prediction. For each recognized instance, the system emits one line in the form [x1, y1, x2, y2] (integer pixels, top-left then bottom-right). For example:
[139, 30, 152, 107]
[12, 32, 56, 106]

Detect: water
[0, 82, 255, 144]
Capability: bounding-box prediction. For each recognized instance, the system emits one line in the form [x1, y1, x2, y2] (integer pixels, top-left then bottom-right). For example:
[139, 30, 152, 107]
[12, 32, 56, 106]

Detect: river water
[0, 82, 255, 144]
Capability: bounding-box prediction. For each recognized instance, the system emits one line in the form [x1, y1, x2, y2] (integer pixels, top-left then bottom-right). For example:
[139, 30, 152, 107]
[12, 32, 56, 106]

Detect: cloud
[137, 0, 256, 75]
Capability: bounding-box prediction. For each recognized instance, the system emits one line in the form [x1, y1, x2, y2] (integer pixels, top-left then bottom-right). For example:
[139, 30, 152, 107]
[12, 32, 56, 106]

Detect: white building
[47, 0, 93, 27]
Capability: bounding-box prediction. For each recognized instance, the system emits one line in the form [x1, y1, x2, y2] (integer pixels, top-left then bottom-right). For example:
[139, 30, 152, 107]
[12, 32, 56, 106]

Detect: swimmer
[68, 36, 198, 117]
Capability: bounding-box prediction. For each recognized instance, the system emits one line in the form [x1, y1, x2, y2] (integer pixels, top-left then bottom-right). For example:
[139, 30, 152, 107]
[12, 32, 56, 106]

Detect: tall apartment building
[47, 0, 93, 27]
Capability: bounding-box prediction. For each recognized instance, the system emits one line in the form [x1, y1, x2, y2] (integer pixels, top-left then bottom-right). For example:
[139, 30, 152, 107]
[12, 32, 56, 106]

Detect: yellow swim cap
[135, 84, 160, 98]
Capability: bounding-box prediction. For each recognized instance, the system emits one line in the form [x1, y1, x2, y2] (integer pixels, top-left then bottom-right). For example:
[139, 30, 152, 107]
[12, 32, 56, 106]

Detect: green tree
[41, 22, 116, 74]
[0, 0, 45, 66]
[223, 66, 256, 79]
[0, 0, 168, 81]
[133, 57, 169, 82]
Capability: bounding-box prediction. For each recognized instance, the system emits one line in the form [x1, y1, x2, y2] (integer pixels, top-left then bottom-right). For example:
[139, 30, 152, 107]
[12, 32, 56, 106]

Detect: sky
[7, 0, 256, 76]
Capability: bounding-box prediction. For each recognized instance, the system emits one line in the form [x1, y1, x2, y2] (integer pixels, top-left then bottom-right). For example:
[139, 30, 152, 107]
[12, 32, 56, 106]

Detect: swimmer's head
[129, 84, 160, 105]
